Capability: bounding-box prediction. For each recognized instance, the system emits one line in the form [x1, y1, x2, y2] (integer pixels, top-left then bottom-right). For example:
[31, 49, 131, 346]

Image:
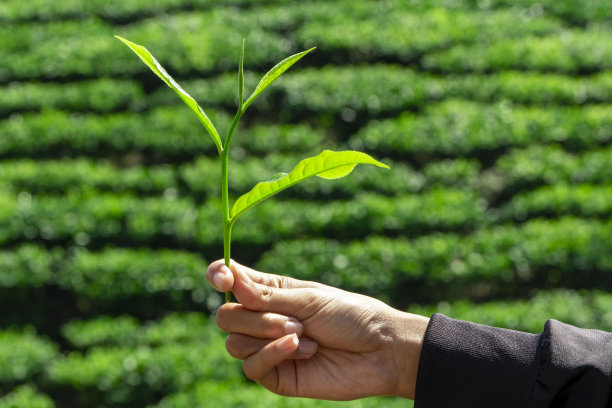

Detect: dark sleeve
[414, 313, 612, 408]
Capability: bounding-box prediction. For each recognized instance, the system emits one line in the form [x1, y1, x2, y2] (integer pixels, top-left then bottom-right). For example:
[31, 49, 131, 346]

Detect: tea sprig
[115, 36, 389, 302]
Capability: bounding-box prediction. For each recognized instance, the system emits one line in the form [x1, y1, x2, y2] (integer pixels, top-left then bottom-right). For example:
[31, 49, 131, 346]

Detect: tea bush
[0, 190, 487, 248]
[0, 79, 143, 115]
[258, 217, 612, 303]
[410, 289, 612, 333]
[500, 184, 612, 221]
[295, 9, 563, 61]
[154, 380, 414, 408]
[0, 386, 55, 408]
[62, 313, 209, 348]
[424, 28, 612, 73]
[350, 101, 612, 156]
[0, 330, 57, 384]
[494, 145, 612, 193]
[0, 109, 328, 159]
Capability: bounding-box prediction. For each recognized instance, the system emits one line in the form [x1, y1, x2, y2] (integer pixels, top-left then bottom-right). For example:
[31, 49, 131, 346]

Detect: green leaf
[238, 39, 245, 109]
[114, 35, 222, 154]
[230, 150, 389, 222]
[317, 164, 357, 179]
[243, 47, 316, 110]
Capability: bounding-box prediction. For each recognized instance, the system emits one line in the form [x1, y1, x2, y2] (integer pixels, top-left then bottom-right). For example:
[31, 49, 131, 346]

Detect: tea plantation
[1, 0, 611, 406]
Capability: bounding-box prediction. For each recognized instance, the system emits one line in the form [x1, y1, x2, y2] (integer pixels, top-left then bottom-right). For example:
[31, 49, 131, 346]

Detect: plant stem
[221, 108, 243, 303]
[221, 148, 231, 302]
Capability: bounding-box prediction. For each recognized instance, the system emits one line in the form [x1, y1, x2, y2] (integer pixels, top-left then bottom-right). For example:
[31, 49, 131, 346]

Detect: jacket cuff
[414, 313, 540, 408]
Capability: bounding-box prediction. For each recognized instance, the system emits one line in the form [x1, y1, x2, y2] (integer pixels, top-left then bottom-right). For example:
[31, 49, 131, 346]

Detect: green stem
[221, 108, 243, 303]
[222, 147, 231, 302]
[224, 108, 243, 151]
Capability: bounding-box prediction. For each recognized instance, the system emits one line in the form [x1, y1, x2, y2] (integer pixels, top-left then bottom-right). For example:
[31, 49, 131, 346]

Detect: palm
[273, 290, 399, 399]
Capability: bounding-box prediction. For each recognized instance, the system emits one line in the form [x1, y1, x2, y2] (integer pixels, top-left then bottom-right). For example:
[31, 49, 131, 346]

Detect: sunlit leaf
[115, 35, 222, 153]
[243, 47, 316, 110]
[230, 150, 389, 222]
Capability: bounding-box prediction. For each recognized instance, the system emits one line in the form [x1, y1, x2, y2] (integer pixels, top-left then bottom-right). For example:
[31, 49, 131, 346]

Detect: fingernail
[284, 319, 303, 335]
[213, 273, 225, 290]
[279, 334, 298, 353]
[298, 338, 318, 355]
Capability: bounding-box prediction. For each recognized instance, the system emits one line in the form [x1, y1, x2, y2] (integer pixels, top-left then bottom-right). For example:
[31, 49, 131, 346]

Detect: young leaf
[238, 39, 245, 109]
[115, 35, 223, 154]
[243, 47, 316, 111]
[230, 150, 389, 223]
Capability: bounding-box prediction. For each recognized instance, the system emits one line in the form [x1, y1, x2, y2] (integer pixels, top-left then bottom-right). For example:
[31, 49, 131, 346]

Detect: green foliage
[410, 289, 612, 334]
[47, 321, 240, 405]
[0, 0, 291, 22]
[0, 108, 222, 158]
[258, 217, 612, 303]
[500, 184, 612, 221]
[56, 248, 212, 303]
[0, 15, 287, 81]
[457, 0, 612, 25]
[351, 101, 612, 156]
[0, 108, 329, 159]
[0, 156, 478, 200]
[423, 27, 612, 73]
[0, 159, 177, 196]
[154, 381, 412, 408]
[0, 190, 487, 249]
[0, 79, 142, 115]
[0, 245, 61, 288]
[0, 330, 57, 384]
[443, 72, 612, 105]
[0, 385, 55, 408]
[296, 9, 563, 60]
[150, 69, 612, 114]
[2, 0, 612, 406]
[62, 313, 208, 348]
[493, 145, 612, 194]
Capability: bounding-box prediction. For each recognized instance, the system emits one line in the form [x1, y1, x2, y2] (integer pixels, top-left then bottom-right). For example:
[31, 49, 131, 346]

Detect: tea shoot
[115, 36, 389, 303]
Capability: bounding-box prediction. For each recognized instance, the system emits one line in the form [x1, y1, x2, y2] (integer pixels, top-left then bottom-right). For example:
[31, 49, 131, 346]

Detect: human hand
[206, 259, 429, 400]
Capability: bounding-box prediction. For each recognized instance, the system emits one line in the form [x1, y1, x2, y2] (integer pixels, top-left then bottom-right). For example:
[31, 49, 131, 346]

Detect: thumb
[230, 261, 327, 319]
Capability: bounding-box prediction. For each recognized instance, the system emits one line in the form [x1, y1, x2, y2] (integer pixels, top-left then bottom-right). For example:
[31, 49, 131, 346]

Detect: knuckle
[262, 314, 285, 338]
[303, 288, 331, 311]
[277, 275, 292, 289]
[304, 288, 323, 304]
[259, 285, 274, 304]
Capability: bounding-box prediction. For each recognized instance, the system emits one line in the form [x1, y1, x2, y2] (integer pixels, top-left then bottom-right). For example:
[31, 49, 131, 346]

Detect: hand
[206, 259, 429, 400]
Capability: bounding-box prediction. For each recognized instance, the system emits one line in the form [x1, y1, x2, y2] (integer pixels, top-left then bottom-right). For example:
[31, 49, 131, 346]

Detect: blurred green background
[1, 0, 611, 406]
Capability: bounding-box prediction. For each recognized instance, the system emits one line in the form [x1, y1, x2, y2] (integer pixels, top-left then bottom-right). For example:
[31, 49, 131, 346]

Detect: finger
[243, 333, 299, 382]
[231, 263, 330, 319]
[205, 259, 234, 292]
[216, 303, 303, 338]
[226, 333, 318, 360]
[230, 260, 321, 290]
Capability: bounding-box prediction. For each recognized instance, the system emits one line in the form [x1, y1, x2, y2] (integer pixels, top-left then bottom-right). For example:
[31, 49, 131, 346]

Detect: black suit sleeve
[414, 314, 612, 407]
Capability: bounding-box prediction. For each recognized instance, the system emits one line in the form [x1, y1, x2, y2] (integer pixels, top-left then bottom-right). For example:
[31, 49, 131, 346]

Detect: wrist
[391, 310, 430, 399]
